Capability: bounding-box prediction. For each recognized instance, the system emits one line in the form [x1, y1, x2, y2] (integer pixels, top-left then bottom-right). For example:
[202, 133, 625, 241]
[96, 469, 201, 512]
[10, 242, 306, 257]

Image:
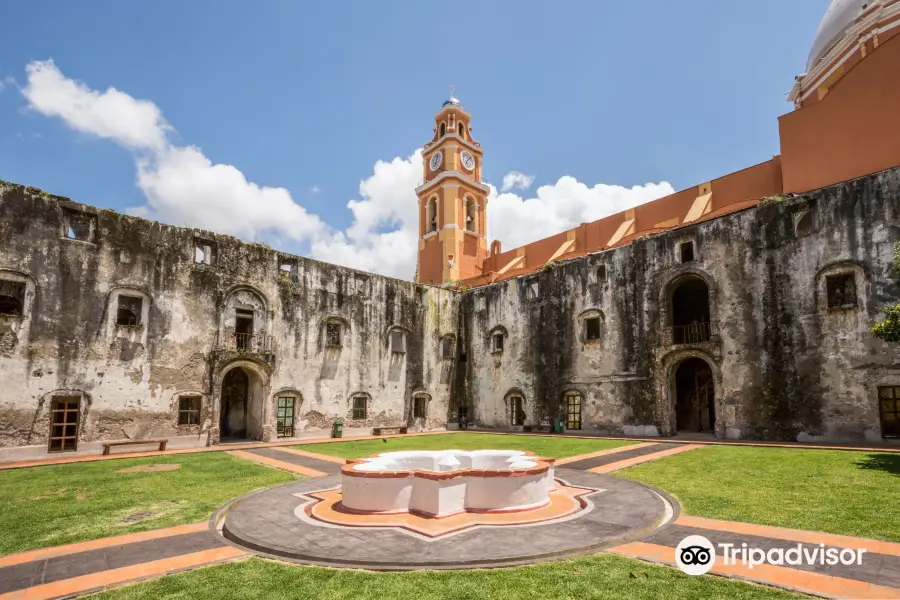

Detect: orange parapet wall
[779, 31, 900, 194]
[467, 157, 783, 287]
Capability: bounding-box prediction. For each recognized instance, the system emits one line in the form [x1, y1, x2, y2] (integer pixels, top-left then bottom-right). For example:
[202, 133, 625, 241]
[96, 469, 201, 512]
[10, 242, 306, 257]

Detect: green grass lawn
[0, 452, 294, 556]
[294, 433, 635, 459]
[89, 555, 807, 600]
[618, 445, 900, 542]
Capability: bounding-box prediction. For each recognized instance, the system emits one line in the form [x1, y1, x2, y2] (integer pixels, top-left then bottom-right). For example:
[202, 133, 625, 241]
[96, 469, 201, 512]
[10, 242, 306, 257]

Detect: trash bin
[332, 419, 343, 438]
[553, 418, 564, 434]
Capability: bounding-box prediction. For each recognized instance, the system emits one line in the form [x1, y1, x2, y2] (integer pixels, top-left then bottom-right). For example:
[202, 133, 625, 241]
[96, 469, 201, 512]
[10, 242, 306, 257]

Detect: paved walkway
[2, 437, 900, 598]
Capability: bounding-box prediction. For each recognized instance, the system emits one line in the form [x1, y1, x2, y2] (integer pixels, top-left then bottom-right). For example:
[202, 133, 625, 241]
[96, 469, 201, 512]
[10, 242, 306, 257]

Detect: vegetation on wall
[872, 242, 900, 343]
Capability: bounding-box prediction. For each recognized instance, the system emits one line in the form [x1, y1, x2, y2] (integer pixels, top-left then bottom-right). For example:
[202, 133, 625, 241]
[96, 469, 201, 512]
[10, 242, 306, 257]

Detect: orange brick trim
[677, 515, 900, 558]
[226, 450, 327, 478]
[0, 546, 247, 600]
[555, 442, 657, 465]
[610, 541, 900, 599]
[0, 522, 209, 568]
[341, 451, 554, 481]
[588, 444, 703, 473]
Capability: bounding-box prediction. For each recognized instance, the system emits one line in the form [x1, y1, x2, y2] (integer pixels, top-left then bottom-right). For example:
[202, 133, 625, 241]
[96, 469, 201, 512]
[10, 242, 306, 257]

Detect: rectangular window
[326, 322, 342, 347]
[440, 337, 454, 359]
[178, 396, 201, 425]
[63, 210, 95, 242]
[390, 330, 406, 353]
[352, 395, 367, 420]
[492, 332, 504, 353]
[116, 295, 143, 326]
[527, 281, 540, 299]
[0, 280, 26, 316]
[566, 392, 582, 430]
[596, 265, 607, 282]
[879, 386, 900, 438]
[414, 396, 427, 419]
[277, 397, 296, 437]
[680, 241, 695, 263]
[510, 396, 525, 426]
[585, 317, 601, 341]
[235, 309, 254, 350]
[278, 260, 295, 280]
[826, 274, 857, 309]
[48, 396, 80, 452]
[193, 239, 216, 265]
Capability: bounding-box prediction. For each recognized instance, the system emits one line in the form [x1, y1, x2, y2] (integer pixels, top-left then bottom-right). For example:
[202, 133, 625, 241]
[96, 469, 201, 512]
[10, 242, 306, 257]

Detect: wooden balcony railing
[221, 332, 273, 354]
[672, 321, 714, 345]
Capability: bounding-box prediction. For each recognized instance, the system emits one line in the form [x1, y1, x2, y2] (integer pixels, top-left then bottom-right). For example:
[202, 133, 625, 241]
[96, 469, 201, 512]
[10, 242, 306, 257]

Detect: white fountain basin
[340, 449, 555, 517]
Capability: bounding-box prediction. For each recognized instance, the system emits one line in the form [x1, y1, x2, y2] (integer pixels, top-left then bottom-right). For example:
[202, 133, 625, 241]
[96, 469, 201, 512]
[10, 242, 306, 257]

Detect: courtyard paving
[1, 436, 899, 599]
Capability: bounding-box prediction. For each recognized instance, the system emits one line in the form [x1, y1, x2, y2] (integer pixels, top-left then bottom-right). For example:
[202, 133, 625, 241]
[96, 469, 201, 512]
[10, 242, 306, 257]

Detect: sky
[0, 0, 831, 280]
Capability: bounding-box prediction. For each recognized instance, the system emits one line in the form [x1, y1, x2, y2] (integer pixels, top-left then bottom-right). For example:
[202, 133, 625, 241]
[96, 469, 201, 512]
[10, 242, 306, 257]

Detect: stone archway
[658, 349, 723, 437]
[674, 357, 715, 432]
[212, 360, 271, 444]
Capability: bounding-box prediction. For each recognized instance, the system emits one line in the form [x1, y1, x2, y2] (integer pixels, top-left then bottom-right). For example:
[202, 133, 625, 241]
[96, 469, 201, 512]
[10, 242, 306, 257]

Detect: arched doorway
[670, 275, 711, 344]
[674, 357, 715, 432]
[221, 368, 249, 439]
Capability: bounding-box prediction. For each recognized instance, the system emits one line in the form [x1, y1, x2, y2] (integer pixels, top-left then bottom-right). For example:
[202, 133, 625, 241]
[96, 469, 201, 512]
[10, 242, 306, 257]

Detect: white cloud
[20, 59, 675, 281]
[501, 171, 534, 192]
[23, 60, 170, 151]
[310, 186, 321, 194]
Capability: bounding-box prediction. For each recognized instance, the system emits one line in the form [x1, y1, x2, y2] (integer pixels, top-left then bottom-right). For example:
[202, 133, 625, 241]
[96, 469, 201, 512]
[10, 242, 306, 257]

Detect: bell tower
[415, 88, 490, 285]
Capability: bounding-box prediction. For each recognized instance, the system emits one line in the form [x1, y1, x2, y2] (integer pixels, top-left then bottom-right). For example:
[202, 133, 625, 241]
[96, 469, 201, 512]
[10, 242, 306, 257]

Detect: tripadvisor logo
[676, 535, 716, 575]
[675, 534, 868, 575]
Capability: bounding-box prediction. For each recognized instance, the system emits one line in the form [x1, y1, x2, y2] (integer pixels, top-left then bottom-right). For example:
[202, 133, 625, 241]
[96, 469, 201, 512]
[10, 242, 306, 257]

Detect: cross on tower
[449, 84, 456, 98]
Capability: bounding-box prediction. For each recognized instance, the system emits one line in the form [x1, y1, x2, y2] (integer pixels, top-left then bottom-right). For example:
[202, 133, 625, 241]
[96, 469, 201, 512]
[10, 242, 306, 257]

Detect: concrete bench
[372, 426, 407, 436]
[101, 439, 168, 455]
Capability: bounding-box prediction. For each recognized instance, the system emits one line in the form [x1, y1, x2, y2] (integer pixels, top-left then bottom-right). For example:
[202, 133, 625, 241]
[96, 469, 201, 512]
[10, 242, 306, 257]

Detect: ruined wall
[0, 182, 458, 448]
[459, 167, 900, 443]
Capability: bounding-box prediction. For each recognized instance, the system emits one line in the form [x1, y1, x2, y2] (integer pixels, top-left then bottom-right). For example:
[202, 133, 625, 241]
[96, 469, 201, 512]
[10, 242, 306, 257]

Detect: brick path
[2, 437, 899, 598]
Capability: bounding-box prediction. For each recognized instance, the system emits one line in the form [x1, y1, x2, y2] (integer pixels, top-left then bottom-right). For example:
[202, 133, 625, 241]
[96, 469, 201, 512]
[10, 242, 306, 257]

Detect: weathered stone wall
[0, 182, 458, 448]
[458, 167, 900, 443]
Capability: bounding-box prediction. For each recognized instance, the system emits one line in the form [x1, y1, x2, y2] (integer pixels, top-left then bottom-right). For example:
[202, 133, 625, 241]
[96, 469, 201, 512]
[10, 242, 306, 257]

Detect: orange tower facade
[415, 92, 489, 285]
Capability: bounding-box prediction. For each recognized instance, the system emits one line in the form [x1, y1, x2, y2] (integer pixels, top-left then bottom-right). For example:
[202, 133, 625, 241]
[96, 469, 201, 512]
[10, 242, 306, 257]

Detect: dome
[442, 96, 461, 108]
[806, 0, 871, 71]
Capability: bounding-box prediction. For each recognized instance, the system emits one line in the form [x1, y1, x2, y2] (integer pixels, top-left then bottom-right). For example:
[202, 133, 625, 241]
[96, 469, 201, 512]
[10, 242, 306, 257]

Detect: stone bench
[372, 426, 408, 436]
[101, 439, 168, 455]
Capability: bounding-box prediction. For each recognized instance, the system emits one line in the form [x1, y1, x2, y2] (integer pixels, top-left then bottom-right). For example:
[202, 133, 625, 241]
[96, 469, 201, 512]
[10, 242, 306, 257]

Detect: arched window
[0, 280, 25, 316]
[440, 123, 446, 137]
[465, 198, 478, 233]
[427, 198, 438, 233]
[458, 123, 464, 136]
[669, 275, 711, 344]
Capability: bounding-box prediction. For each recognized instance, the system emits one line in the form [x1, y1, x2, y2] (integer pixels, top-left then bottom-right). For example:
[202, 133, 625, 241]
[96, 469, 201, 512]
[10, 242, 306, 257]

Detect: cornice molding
[423, 134, 483, 155]
[416, 171, 490, 195]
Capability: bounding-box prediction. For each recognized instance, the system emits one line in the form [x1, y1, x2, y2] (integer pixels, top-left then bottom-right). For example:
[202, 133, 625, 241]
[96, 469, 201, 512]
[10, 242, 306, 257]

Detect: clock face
[460, 151, 475, 171]
[429, 151, 443, 172]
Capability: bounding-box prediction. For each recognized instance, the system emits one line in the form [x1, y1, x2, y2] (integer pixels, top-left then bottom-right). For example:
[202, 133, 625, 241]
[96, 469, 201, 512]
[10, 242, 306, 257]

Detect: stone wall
[0, 182, 458, 448]
[457, 167, 900, 443]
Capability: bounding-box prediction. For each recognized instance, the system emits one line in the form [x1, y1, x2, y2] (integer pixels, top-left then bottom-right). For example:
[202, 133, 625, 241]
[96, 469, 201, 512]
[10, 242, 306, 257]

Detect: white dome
[807, 0, 871, 71]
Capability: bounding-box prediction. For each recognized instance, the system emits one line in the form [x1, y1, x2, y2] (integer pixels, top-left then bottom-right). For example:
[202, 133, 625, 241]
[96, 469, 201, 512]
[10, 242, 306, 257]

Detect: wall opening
[674, 357, 715, 432]
[0, 280, 25, 316]
[509, 394, 525, 426]
[178, 395, 201, 425]
[194, 239, 216, 265]
[879, 386, 900, 438]
[277, 395, 298, 437]
[48, 395, 81, 452]
[670, 275, 711, 344]
[427, 198, 438, 233]
[440, 123, 446, 137]
[63, 210, 96, 242]
[826, 273, 857, 309]
[220, 368, 250, 440]
[116, 295, 143, 326]
[565, 391, 582, 430]
[234, 309, 254, 350]
[679, 241, 695, 263]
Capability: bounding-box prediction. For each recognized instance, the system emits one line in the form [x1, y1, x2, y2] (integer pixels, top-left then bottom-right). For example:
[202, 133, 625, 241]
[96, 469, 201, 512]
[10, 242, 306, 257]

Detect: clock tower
[415, 89, 490, 285]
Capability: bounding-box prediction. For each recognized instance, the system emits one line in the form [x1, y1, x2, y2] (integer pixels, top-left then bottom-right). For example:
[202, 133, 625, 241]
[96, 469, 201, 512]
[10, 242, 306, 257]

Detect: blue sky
[0, 1, 830, 278]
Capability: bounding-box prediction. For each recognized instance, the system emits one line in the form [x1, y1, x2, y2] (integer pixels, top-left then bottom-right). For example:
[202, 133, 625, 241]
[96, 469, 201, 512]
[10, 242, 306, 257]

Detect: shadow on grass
[855, 453, 900, 475]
